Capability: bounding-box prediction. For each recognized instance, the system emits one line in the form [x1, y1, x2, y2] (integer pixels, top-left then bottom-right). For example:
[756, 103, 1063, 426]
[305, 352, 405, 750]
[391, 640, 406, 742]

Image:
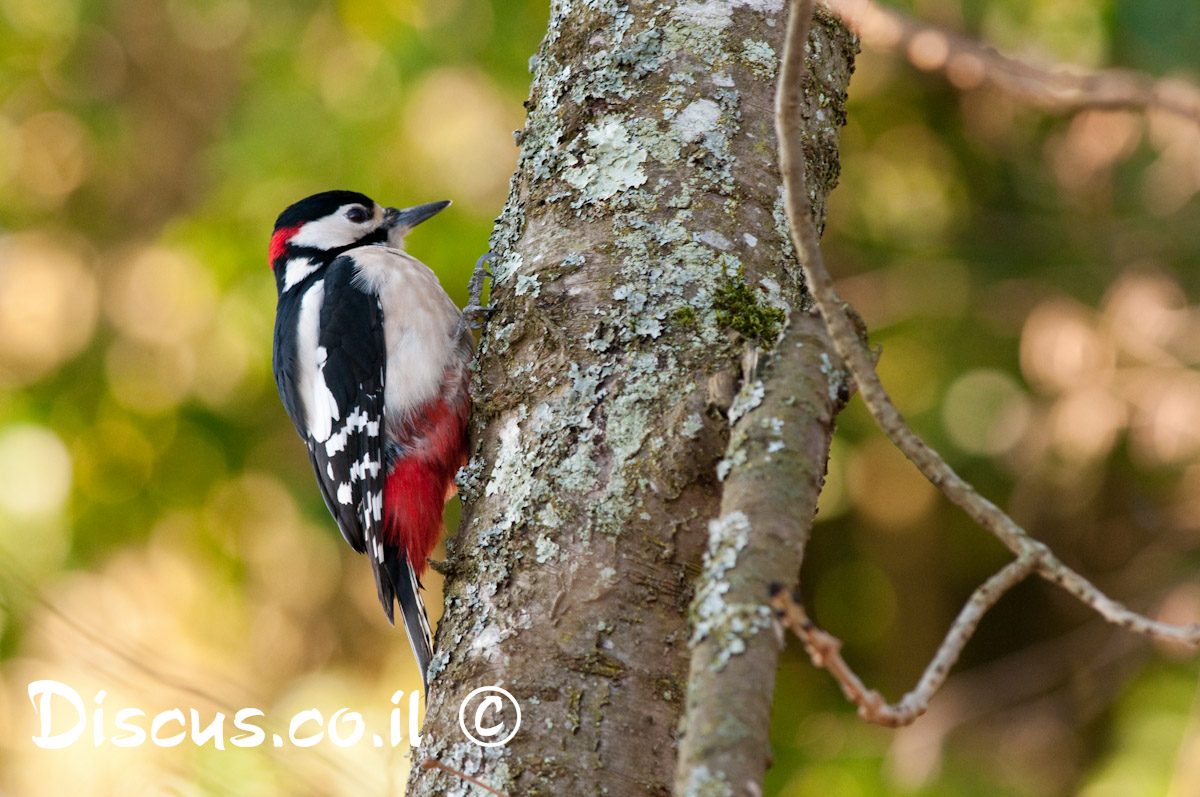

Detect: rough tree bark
[407, 2, 856, 795]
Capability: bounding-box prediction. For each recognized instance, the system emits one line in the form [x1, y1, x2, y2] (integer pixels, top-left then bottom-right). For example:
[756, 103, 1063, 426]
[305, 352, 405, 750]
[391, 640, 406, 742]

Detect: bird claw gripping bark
[454, 252, 496, 345]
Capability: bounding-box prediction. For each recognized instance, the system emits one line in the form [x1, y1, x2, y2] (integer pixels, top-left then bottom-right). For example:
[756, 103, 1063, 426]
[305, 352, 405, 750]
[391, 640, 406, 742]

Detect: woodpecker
[268, 190, 487, 686]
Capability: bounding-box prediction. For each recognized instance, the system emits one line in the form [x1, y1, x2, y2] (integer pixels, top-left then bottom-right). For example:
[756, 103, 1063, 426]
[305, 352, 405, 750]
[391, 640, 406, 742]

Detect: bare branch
[675, 311, 848, 794]
[825, 0, 1200, 125]
[775, 0, 1200, 717]
[1034, 557, 1200, 645]
[896, 556, 1039, 722]
[771, 555, 1035, 727]
[672, 7, 858, 795]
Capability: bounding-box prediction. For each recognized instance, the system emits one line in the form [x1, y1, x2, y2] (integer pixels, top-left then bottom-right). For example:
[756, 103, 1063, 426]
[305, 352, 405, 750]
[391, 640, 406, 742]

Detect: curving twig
[825, 0, 1200, 125]
[776, 0, 1200, 726]
[771, 554, 1037, 726]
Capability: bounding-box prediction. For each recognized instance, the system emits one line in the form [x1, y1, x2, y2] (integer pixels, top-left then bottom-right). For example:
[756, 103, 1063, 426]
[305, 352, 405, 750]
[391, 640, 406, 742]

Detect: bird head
[269, 190, 450, 294]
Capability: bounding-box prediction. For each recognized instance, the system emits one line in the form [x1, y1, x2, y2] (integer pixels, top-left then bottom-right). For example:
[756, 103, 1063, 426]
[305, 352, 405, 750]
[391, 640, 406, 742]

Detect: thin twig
[775, 0, 1200, 717]
[771, 554, 1037, 726]
[418, 759, 510, 797]
[825, 0, 1200, 125]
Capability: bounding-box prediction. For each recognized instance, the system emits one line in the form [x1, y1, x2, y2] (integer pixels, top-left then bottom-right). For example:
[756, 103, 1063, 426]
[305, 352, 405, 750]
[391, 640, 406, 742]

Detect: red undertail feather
[383, 393, 470, 576]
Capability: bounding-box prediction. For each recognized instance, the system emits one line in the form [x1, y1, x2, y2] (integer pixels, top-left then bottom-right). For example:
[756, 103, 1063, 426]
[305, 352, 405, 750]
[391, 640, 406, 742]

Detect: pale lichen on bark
[675, 310, 850, 796]
[407, 1, 856, 794]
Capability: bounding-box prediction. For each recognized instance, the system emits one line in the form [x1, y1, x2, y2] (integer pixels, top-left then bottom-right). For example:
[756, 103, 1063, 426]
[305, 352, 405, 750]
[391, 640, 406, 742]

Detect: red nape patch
[269, 224, 301, 270]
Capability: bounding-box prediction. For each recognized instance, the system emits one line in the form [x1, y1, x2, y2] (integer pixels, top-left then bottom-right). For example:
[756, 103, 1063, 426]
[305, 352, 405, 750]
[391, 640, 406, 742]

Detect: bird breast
[348, 245, 464, 419]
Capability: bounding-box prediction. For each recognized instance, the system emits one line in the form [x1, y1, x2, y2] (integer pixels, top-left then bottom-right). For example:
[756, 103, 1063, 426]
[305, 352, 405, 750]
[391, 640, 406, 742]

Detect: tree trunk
[407, 2, 856, 795]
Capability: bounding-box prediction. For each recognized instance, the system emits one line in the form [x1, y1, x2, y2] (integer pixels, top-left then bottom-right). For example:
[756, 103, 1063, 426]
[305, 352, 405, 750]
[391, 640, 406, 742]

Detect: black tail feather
[372, 551, 434, 688]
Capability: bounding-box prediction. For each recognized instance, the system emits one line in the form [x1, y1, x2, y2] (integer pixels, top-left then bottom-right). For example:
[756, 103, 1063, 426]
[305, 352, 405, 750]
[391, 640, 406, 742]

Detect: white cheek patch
[289, 204, 381, 251]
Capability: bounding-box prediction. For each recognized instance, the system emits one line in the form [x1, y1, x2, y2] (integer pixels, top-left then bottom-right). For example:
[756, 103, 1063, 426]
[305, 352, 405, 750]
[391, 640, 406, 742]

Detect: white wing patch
[282, 256, 320, 291]
[325, 427, 348, 456]
[323, 402, 385, 538]
[349, 452, 381, 482]
[296, 281, 340, 442]
[345, 406, 380, 436]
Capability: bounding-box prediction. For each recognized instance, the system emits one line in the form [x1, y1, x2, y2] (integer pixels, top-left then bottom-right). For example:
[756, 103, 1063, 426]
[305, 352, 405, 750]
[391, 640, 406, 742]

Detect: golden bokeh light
[1020, 299, 1115, 394]
[0, 424, 73, 519]
[165, 0, 250, 52]
[945, 51, 985, 90]
[1049, 385, 1126, 463]
[1142, 106, 1200, 216]
[103, 245, 218, 347]
[400, 67, 522, 211]
[319, 37, 400, 121]
[0, 233, 99, 386]
[1017, 268, 1200, 467]
[853, 124, 965, 244]
[1101, 268, 1188, 359]
[942, 368, 1032, 456]
[907, 30, 950, 72]
[1046, 110, 1140, 196]
[15, 112, 92, 206]
[1, 0, 80, 39]
[189, 287, 272, 409]
[847, 437, 939, 531]
[105, 337, 195, 414]
[1127, 371, 1200, 466]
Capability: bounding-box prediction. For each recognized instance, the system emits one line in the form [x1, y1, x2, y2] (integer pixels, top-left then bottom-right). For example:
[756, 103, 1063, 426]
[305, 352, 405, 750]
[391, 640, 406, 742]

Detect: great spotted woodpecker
[269, 190, 487, 685]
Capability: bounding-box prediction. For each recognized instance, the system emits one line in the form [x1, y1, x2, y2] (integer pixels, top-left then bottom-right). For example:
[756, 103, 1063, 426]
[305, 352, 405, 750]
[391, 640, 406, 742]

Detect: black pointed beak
[383, 200, 451, 231]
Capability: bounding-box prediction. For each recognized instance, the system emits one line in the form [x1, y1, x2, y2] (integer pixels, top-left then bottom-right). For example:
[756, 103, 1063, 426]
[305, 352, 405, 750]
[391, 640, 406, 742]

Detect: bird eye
[346, 206, 370, 224]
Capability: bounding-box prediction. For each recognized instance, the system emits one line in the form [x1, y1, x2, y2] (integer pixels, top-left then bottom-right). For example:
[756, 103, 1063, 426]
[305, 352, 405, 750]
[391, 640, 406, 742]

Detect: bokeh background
[0, 0, 1197, 794]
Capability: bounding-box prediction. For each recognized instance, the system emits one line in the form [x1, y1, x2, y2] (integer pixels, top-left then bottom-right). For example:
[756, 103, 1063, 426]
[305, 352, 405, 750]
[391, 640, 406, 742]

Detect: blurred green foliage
[0, 0, 1198, 794]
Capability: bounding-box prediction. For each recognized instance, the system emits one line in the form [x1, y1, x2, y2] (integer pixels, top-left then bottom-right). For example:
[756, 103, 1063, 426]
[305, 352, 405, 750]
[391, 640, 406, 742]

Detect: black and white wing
[272, 253, 433, 682]
[318, 255, 435, 681]
[310, 255, 388, 563]
[272, 256, 385, 555]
